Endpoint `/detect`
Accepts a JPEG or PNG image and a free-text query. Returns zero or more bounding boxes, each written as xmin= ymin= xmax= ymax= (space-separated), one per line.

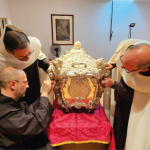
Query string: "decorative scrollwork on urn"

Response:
xmin=47 ymin=41 xmax=110 ymax=110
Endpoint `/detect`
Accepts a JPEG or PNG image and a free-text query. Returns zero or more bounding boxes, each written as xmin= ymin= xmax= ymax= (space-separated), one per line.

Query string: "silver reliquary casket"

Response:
xmin=47 ymin=41 xmax=110 ymax=110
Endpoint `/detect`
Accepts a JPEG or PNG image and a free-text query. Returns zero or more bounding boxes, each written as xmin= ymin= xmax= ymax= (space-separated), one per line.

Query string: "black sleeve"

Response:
xmin=38 ymin=58 xmax=49 ymax=72
xmin=114 ymin=79 xmax=134 ymax=102
xmin=111 ymin=63 xmax=117 ymax=68
xmin=0 ymin=97 xmax=54 ymax=135
xmin=28 ymin=96 xmax=54 ymax=117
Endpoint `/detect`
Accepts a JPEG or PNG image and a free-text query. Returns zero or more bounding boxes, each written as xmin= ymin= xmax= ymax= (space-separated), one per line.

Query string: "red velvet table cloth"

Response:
xmin=46 ymin=100 xmax=116 ymax=150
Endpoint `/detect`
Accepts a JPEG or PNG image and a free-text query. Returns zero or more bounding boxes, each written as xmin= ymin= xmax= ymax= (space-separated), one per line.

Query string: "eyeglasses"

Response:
xmin=120 ymin=55 xmax=139 ymax=73
xmin=14 ymin=80 xmax=29 ymax=85
xmin=12 ymin=49 xmax=34 ymax=61
xmin=19 ymin=49 xmax=34 ymax=61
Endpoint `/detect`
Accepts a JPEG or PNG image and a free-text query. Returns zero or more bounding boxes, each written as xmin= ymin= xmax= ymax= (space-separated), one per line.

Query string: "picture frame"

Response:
xmin=0 ymin=28 xmax=1 ymax=37
xmin=51 ymin=14 xmax=74 ymax=45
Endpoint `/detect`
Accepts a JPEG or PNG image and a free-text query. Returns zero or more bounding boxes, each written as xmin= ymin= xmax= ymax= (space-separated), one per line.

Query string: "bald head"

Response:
xmin=0 ymin=67 xmax=25 ymax=89
xmin=121 ymin=44 xmax=150 ymax=72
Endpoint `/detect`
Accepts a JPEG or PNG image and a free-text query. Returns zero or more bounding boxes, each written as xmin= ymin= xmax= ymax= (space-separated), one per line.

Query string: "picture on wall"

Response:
xmin=51 ymin=14 xmax=74 ymax=45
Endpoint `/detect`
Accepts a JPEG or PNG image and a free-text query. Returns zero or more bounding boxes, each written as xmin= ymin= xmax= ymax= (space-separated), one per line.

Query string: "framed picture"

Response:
xmin=51 ymin=14 xmax=74 ymax=45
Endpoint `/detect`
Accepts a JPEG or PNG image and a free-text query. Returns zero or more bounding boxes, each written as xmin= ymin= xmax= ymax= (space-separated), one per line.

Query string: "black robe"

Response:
xmin=20 ymin=58 xmax=49 ymax=105
xmin=0 ymin=94 xmax=54 ymax=150
xmin=113 ymin=78 xmax=133 ymax=150
xmin=113 ymin=69 xmax=150 ymax=150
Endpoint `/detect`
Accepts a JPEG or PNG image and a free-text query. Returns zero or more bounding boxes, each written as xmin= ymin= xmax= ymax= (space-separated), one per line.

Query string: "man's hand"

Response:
xmin=41 ymin=80 xmax=56 ymax=97
xmin=49 ymin=60 xmax=53 ymax=66
xmin=106 ymin=63 xmax=115 ymax=70
xmin=101 ymin=78 xmax=114 ymax=88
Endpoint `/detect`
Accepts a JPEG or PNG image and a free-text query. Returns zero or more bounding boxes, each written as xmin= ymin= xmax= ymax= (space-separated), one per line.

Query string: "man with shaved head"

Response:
xmin=0 ymin=67 xmax=29 ymax=100
xmin=0 ymin=67 xmax=56 ymax=150
xmin=121 ymin=44 xmax=150 ymax=73
xmin=101 ymin=39 xmax=150 ymax=150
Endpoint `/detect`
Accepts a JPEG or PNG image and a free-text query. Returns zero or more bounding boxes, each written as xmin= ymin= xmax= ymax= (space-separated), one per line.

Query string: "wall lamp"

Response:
xmin=128 ymin=23 xmax=136 ymax=38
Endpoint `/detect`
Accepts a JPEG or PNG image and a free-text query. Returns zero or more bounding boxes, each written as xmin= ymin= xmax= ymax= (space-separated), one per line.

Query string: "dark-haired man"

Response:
xmin=102 ymin=39 xmax=150 ymax=150
xmin=1 ymin=25 xmax=50 ymax=105
xmin=0 ymin=66 xmax=56 ymax=150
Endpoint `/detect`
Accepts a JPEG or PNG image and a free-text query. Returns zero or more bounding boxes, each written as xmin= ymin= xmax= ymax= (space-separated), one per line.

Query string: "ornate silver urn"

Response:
xmin=47 ymin=41 xmax=110 ymax=110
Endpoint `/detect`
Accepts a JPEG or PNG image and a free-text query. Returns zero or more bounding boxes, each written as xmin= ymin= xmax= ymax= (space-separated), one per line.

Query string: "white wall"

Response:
xmin=0 ymin=0 xmax=11 ymax=19
xmin=112 ymin=1 xmax=150 ymax=49
xmin=6 ymin=0 xmax=150 ymax=61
